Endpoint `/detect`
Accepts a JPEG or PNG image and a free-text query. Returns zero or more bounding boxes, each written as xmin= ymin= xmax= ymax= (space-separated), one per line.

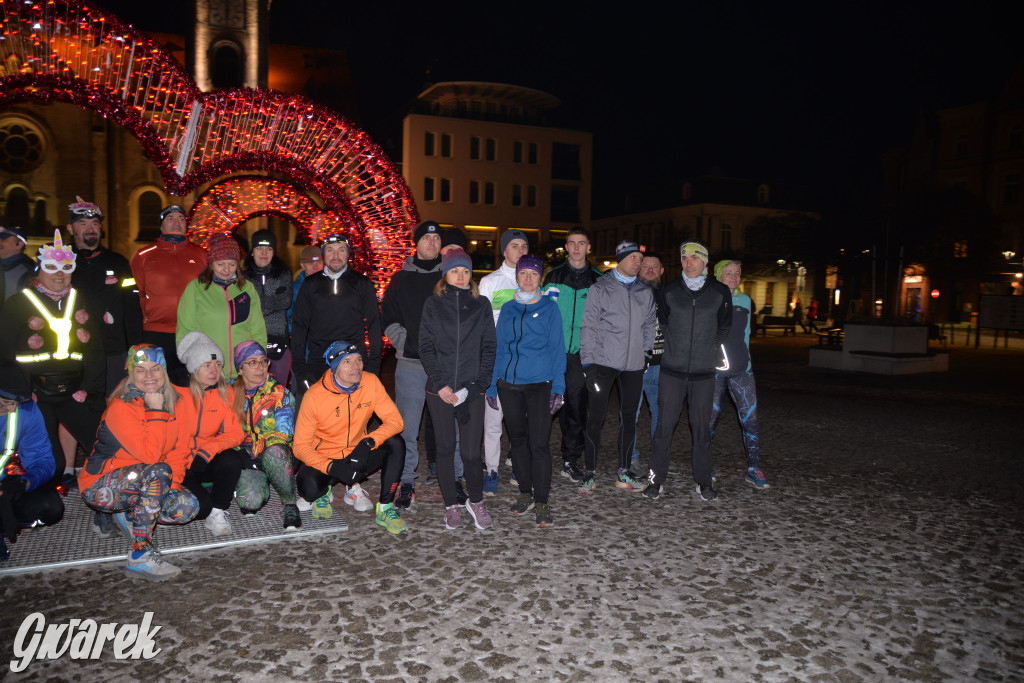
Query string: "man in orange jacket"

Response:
xmin=293 ymin=340 xmax=407 ymax=534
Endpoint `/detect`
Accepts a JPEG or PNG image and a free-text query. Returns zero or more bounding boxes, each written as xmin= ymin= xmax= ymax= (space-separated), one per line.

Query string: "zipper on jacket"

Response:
xmin=453 ymin=289 xmax=461 ymax=390
xmin=687 ymin=294 xmax=697 ymax=374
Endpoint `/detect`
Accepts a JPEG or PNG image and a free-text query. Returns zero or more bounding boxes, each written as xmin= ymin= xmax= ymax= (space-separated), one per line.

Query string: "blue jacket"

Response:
xmin=1 ymin=401 xmax=54 ymax=491
xmin=488 ymin=296 xmax=566 ymax=396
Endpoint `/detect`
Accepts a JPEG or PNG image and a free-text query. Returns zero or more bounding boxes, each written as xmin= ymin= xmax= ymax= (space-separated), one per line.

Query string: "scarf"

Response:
xmin=683 ymin=274 xmax=706 ymax=291
xmin=514 ymin=288 xmax=540 ymax=304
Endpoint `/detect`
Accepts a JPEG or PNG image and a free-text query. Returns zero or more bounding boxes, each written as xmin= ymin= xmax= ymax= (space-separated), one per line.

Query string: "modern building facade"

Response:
xmin=402 ymin=82 xmax=592 ymax=270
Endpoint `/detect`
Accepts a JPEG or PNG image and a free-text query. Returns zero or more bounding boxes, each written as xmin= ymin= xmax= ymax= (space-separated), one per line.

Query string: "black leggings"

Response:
xmin=426 ymin=393 xmax=484 ymax=506
xmin=498 ymin=380 xmax=553 ymax=504
xmin=582 ymin=365 xmax=644 ymax=471
xmin=296 ymin=435 xmax=405 ymax=505
xmin=182 ymin=448 xmax=246 ymax=519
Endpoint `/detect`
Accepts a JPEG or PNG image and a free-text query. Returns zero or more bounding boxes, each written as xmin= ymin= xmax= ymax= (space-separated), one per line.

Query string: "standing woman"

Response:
xmin=708 ymin=260 xmax=770 ymax=489
xmin=176 ymin=232 xmax=267 ymax=378
xmin=174 ymin=331 xmax=246 ymax=536
xmin=486 ymin=254 xmax=565 ymax=527
xmin=79 ymin=345 xmax=199 ymax=581
xmin=419 ymin=248 xmax=496 ymax=531
xmin=232 ymin=340 xmax=302 ymax=531
xmin=244 ymin=230 xmax=293 ymax=384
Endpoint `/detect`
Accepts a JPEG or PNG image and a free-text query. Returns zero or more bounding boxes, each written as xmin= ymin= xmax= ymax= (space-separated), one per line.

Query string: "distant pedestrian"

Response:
xmin=708 ymin=260 xmax=769 ymax=490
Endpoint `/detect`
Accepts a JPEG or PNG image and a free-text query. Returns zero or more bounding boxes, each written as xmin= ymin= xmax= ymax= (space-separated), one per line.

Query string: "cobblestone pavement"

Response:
xmin=2 ymin=336 xmax=1022 ymax=681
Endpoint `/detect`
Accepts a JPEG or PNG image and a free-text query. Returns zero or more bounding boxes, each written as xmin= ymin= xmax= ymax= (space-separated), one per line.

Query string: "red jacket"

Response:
xmin=130 ymin=237 xmax=207 ymax=333
xmin=79 ymin=395 xmax=180 ymax=491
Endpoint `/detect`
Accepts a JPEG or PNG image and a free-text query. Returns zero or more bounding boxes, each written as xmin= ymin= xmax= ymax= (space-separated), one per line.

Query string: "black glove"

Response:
xmin=0 ymin=476 xmax=27 ymax=542
xmin=326 ymin=439 xmax=374 ymax=484
xmin=486 ymin=396 xmax=499 ymax=411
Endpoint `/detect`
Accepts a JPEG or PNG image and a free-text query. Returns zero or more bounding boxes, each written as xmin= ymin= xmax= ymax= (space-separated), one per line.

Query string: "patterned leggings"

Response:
xmin=709 ymin=371 xmax=760 ymax=468
xmin=234 ymin=444 xmax=298 ymax=511
xmin=81 ymin=462 xmax=199 ymax=553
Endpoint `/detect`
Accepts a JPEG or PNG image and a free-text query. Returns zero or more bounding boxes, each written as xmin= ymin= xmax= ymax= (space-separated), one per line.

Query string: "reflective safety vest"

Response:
xmin=15 ymin=289 xmax=83 ymax=363
xmin=1 ymin=411 xmax=16 ymax=474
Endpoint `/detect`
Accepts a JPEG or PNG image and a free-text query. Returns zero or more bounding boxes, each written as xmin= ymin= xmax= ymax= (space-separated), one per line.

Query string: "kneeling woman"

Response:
xmin=419 ymin=248 xmax=496 ymax=530
xmin=232 ymin=340 xmax=301 ymax=531
xmin=79 ymin=345 xmax=199 ymax=581
xmin=487 ymin=254 xmax=565 ymax=527
xmin=174 ymin=332 xmax=246 ymax=536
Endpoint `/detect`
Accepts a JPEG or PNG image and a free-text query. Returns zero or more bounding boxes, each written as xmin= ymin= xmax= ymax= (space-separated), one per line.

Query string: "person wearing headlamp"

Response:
xmin=293 ymin=340 xmax=406 ymax=534
xmin=0 ymin=229 xmax=104 ymax=488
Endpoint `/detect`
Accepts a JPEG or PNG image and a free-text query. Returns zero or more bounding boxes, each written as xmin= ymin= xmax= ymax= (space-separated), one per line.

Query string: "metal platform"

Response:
xmin=0 ymin=490 xmax=348 ymax=576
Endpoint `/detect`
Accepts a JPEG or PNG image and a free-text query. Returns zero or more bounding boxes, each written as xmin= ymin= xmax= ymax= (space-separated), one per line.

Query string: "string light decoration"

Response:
xmin=0 ymin=0 xmax=418 ymax=296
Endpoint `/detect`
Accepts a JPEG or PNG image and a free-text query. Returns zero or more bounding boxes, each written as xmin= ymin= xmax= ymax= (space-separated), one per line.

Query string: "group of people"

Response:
xmin=0 ymin=199 xmax=770 ymax=582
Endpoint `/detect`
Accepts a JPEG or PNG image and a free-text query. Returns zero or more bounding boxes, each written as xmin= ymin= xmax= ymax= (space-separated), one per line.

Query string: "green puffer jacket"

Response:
xmin=176 ymin=278 xmax=267 ymax=378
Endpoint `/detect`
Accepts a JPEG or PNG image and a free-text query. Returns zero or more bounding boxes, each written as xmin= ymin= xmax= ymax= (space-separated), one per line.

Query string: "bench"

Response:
xmin=756 ymin=315 xmax=797 ymax=337
xmin=815 ymin=327 xmax=844 ymax=347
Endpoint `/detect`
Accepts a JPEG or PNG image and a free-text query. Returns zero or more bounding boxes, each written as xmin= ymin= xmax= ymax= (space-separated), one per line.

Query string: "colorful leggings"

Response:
xmin=234 ymin=444 xmax=298 ymax=511
xmin=81 ymin=462 xmax=199 ymax=553
xmin=709 ymin=371 xmax=760 ymax=468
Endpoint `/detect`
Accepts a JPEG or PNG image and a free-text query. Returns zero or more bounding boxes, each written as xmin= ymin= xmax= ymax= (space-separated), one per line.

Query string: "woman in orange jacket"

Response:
xmin=79 ymin=345 xmax=199 ymax=581
xmin=174 ymin=332 xmax=246 ymax=537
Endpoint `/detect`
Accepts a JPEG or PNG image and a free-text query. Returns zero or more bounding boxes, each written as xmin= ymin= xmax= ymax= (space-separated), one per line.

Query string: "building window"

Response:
xmin=513 ymin=141 xmax=523 ymax=163
xmin=470 ymin=136 xmax=481 ymax=160
xmin=512 ymin=184 xmax=522 ymax=207
xmin=721 ymin=224 xmax=732 ymax=251
xmin=485 ymin=138 xmax=496 ymax=161
xmin=1005 ymin=173 xmax=1021 ymax=205
xmin=1011 ymin=125 xmax=1024 ymax=151
xmin=551 ymin=186 xmax=579 ymax=222
xmin=469 ymin=181 xmax=480 ymax=204
xmin=484 ymin=182 xmax=495 ymax=205
xmin=440 ymin=133 xmax=452 ymax=158
xmin=0 ymin=117 xmax=46 ymax=174
xmin=527 ymin=185 xmax=537 ymax=207
xmin=423 ymin=177 xmax=435 ymax=201
xmin=552 ymin=143 xmax=581 ymax=180
xmin=528 ymin=142 xmax=538 ymax=164
xmin=955 ymin=135 xmax=968 ymax=159
xmin=953 ymin=240 xmax=968 ymax=258
xmin=210 ymin=41 xmax=243 ymax=89
xmin=135 ymin=190 xmax=164 ymax=241
xmin=424 ymin=132 xmax=435 ymax=157
xmin=440 ymin=178 xmax=451 ymax=203
xmin=757 ymin=184 xmax=770 ymax=203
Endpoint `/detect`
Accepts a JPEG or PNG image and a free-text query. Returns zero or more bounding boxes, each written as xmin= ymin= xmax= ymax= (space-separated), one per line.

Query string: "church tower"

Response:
xmin=189 ymin=0 xmax=270 ymax=91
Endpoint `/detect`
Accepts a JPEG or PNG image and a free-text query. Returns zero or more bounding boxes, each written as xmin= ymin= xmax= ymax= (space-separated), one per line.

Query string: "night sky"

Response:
xmin=96 ymin=0 xmax=1024 ymax=212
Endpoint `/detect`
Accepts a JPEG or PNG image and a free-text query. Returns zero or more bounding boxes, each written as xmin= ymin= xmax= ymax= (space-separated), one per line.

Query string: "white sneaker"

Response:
xmin=344 ymin=484 xmax=373 ymax=512
xmin=204 ymin=507 xmax=232 ymax=536
xmin=296 ymin=497 xmax=313 ymax=512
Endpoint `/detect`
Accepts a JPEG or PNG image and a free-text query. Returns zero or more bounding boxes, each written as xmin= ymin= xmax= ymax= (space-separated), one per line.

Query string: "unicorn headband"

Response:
xmin=38 ymin=229 xmax=76 ymax=274
xmin=68 ymin=195 xmax=102 ymax=220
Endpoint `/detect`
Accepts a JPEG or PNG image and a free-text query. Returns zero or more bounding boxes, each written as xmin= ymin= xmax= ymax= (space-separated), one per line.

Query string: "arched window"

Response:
xmin=211 ymin=41 xmax=243 ymax=90
xmin=3 ymin=186 xmax=31 ymax=231
xmin=136 ymin=190 xmax=165 ymax=242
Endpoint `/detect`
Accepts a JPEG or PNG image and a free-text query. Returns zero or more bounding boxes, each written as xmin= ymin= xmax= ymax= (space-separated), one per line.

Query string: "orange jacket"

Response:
xmin=79 ymin=396 xmax=181 ymax=491
xmin=171 ymin=386 xmax=244 ymax=475
xmin=293 ymin=369 xmax=403 ymax=474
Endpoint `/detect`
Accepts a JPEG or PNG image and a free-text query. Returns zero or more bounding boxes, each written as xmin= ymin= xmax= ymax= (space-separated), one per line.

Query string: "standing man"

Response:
xmin=130 ymin=204 xmax=207 ymax=385
xmin=477 ymin=229 xmax=529 ymax=496
xmin=0 ymin=230 xmax=104 ymax=486
xmin=542 ymin=227 xmax=602 ymax=483
xmin=578 ymin=240 xmax=656 ymax=494
xmin=0 ymin=226 xmax=33 ymax=308
xmin=630 ymin=253 xmax=666 ymax=472
xmin=288 ymin=245 xmax=323 ymax=336
xmin=66 ymin=197 xmax=143 ymax=393
xmin=381 ymin=220 xmax=443 ymax=509
xmin=646 ymin=240 xmax=732 ymax=501
xmin=292 ymin=234 xmax=382 ymax=395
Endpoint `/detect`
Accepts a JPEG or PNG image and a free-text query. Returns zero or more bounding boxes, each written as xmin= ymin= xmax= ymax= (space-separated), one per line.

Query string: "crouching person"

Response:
xmin=232 ymin=340 xmax=302 ymax=531
xmin=79 ymin=345 xmax=199 ymax=581
xmin=174 ymin=332 xmax=246 ymax=537
xmin=294 ymin=341 xmax=407 ymax=534
xmin=0 ymin=361 xmax=64 ymax=562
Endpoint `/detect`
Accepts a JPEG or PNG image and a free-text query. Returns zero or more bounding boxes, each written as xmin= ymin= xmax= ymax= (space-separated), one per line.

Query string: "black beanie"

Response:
xmin=251 ymin=229 xmax=276 ymax=251
xmin=413 ymin=221 xmax=441 ymax=245
xmin=0 ymin=360 xmax=31 ymax=402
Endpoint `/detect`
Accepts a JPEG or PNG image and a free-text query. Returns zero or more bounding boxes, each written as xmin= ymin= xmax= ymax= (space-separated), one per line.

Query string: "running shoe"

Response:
xmin=510 ymin=492 xmax=535 ymax=515
xmin=615 ymin=468 xmax=646 ymax=492
xmin=395 ymin=483 xmax=415 ymax=510
xmin=560 ymin=461 xmax=585 ymax=483
xmin=125 ymin=549 xmax=181 ymax=581
xmin=578 ymin=471 xmax=597 ymax=494
xmin=376 ymin=502 xmax=407 ymax=535
xmin=444 ymin=505 xmax=464 ymax=530
xmin=282 ymin=504 xmax=302 ymax=531
xmin=482 ymin=470 xmax=499 ymax=497
xmin=204 ymin=507 xmax=232 ymax=536
xmin=535 ymin=502 xmax=553 ymax=528
xmin=745 ymin=467 xmax=770 ymax=490
xmin=696 ymin=483 xmax=718 ymax=501
xmin=312 ymin=492 xmax=333 ymax=519
xmin=344 ymin=484 xmax=374 ymax=512
xmin=465 ymin=499 xmax=493 ymax=530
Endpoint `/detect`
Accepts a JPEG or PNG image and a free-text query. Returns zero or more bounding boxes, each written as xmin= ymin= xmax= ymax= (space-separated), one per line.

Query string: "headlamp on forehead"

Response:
xmin=325 ymin=343 xmax=359 ymax=367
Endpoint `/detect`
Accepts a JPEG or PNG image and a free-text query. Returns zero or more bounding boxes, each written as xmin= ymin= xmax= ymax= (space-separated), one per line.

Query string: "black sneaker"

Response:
xmin=91 ymin=511 xmax=116 ymax=538
xmin=696 ymin=483 xmax=717 ymax=501
xmin=282 ymin=504 xmax=302 ymax=531
xmin=395 ymin=483 xmax=415 ymax=510
xmin=560 ymin=461 xmax=584 ymax=483
xmin=642 ymin=482 xmax=663 ymax=500
xmin=535 ymin=503 xmax=553 ymax=527
xmin=454 ymin=479 xmax=469 ymax=506
xmin=510 ymin=492 xmax=535 ymax=515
